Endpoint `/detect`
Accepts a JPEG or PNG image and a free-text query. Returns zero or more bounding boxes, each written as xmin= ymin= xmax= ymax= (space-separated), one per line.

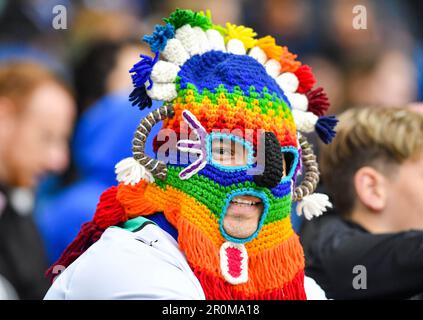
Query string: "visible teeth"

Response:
xmin=231 ymin=199 xmax=260 ymax=205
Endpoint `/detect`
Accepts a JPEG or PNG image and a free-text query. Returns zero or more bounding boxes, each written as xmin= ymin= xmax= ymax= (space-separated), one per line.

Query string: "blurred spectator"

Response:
xmin=0 ymin=61 xmax=75 ymax=299
xmin=301 ymin=107 xmax=423 ymax=299
xmin=0 ymin=274 xmax=17 ymax=299
xmin=73 ymin=40 xmax=144 ymax=115
xmin=68 ymin=1 xmax=150 ymax=62
xmin=35 ymin=40 xmax=161 ymax=263
xmin=244 ymin=0 xmax=418 ymax=114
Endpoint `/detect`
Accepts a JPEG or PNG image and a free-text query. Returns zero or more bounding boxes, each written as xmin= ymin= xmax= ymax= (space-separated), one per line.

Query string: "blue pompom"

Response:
xmin=143 ymin=23 xmax=175 ymax=52
xmin=315 ymin=116 xmax=338 ymax=144
xmin=128 ymin=52 xmax=159 ymax=110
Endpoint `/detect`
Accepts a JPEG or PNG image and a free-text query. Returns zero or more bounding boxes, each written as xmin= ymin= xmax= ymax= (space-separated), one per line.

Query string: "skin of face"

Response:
xmin=352 ymin=151 xmax=423 ymax=233
xmin=0 ymin=82 xmax=75 ymax=188
xmin=211 ymin=138 xmax=266 ymax=239
xmin=384 ymin=152 xmax=423 ymax=231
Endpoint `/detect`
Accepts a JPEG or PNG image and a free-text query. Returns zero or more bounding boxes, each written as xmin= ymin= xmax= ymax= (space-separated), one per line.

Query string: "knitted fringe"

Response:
xmin=116 ymin=181 xmax=161 ymax=218
xmin=194 ymin=268 xmax=306 ymax=300
xmin=45 ymin=221 xmax=104 ymax=282
xmin=177 ymin=217 xmax=305 ymax=299
xmin=306 ymin=87 xmax=330 ymax=116
xmin=45 ymin=186 xmax=127 ymax=282
xmin=315 ymin=115 xmax=338 ymax=144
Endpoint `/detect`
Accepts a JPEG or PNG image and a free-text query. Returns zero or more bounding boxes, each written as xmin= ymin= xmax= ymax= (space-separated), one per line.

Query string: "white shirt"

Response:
xmin=45 ymin=222 xmax=325 ymax=300
xmin=0 ymin=274 xmax=18 ymax=300
xmin=45 ymin=222 xmax=205 ymax=300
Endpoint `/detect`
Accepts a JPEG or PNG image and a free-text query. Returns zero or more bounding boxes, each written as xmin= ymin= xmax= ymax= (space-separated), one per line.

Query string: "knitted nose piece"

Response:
xmin=253 ymin=132 xmax=283 ymax=189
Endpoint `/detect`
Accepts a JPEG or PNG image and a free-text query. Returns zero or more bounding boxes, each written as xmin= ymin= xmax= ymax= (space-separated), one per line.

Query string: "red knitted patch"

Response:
xmin=225 ymin=247 xmax=243 ymax=278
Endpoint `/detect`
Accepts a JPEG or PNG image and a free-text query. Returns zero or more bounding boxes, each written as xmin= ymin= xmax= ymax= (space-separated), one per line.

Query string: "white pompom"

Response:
xmin=226 ymin=38 xmax=246 ymax=55
xmin=147 ymin=83 xmax=178 ymax=101
xmin=248 ymin=46 xmax=267 ymax=65
xmin=296 ymin=193 xmax=332 ymax=220
xmin=264 ymin=59 xmax=281 ymax=78
xmin=192 ymin=26 xmax=210 ymax=54
xmin=276 ymin=72 xmax=299 ymax=93
xmin=162 ymin=38 xmax=190 ymax=66
xmin=286 ymin=92 xmax=308 ymax=111
xmin=115 ymin=157 xmax=154 ymax=185
xmin=175 ymin=24 xmax=202 ymax=56
xmin=151 ymin=61 xmax=180 ymax=83
xmin=292 ymin=109 xmax=318 ymax=133
xmin=206 ymin=29 xmax=226 ymax=52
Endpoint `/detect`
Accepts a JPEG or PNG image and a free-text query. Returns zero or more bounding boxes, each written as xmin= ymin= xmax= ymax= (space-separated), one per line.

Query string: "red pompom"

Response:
xmin=93 ymin=186 xmax=127 ymax=229
xmin=294 ymin=65 xmax=316 ymax=94
xmin=306 ymin=87 xmax=330 ymax=116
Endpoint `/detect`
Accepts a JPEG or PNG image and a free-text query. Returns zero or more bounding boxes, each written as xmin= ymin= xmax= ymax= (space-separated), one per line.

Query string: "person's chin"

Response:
xmin=223 ymin=204 xmax=264 ymax=239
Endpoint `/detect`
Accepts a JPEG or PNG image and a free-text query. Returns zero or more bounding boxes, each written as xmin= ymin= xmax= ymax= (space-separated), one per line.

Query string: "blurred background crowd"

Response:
xmin=0 ymin=0 xmax=422 ymax=300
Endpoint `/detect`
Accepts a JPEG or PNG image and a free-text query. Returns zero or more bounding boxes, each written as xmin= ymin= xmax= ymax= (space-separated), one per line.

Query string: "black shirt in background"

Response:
xmin=300 ymin=213 xmax=423 ymax=299
xmin=0 ymin=185 xmax=49 ymax=299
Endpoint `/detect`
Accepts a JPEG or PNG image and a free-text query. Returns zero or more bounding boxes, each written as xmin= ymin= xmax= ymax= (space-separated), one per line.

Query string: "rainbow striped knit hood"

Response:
xmin=48 ymin=9 xmax=337 ymax=300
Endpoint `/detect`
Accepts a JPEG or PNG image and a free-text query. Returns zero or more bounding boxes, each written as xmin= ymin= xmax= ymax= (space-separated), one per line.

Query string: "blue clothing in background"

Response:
xmin=36 ymin=92 xmax=162 ymax=263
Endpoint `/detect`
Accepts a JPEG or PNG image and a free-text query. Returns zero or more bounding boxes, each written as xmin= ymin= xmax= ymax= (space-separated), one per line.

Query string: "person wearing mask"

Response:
xmin=44 ymin=9 xmax=337 ymax=300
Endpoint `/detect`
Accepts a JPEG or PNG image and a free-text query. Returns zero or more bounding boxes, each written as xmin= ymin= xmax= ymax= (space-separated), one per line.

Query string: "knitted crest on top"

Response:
xmin=128 ymin=8 xmax=336 ymax=144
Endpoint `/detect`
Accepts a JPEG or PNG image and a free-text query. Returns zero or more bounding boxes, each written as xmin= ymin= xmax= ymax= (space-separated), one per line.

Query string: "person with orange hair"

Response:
xmin=0 ymin=61 xmax=75 ymax=299
xmin=45 ymin=9 xmax=336 ymax=300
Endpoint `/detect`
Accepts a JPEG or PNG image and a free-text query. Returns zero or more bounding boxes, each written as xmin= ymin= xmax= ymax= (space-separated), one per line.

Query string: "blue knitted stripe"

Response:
xmin=177 ymin=50 xmax=289 ymax=104
xmin=168 ymin=163 xmax=292 ymax=198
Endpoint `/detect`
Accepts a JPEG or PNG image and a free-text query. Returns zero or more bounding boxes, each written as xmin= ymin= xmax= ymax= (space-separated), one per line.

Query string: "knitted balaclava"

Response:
xmin=48 ymin=9 xmax=337 ymax=300
xmin=114 ymin=9 xmax=337 ymax=299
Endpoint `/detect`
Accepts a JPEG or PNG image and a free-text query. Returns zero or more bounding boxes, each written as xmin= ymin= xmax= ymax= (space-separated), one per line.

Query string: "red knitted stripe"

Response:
xmin=152 ymin=120 xmax=297 ymax=154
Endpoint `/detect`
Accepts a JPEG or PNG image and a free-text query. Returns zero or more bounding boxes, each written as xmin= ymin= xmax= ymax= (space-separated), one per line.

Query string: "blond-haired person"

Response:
xmin=301 ymin=107 xmax=423 ymax=299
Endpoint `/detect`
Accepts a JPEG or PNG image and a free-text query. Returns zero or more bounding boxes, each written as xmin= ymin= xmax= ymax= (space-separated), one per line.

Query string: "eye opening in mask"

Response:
xmin=280 ymin=146 xmax=300 ymax=183
xmin=206 ymin=133 xmax=255 ymax=171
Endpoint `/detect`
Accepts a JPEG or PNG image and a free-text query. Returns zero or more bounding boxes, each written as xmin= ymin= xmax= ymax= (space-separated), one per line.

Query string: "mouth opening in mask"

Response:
xmin=220 ymin=190 xmax=269 ymax=244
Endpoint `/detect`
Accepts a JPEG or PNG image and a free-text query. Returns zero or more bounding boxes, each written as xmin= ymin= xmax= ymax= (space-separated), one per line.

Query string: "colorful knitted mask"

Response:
xmin=48 ymin=9 xmax=337 ymax=300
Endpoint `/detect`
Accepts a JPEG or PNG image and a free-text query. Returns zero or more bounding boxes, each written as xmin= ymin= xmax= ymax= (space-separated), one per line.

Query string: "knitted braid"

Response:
xmin=253 ymin=132 xmax=284 ymax=188
xmin=132 ymin=104 xmax=175 ymax=180
xmin=293 ymin=134 xmax=319 ymax=201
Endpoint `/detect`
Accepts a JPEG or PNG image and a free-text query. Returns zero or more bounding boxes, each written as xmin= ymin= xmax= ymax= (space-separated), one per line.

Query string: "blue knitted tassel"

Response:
xmin=315 ymin=116 xmax=338 ymax=144
xmin=129 ymin=86 xmax=152 ymax=110
xmin=143 ymin=23 xmax=175 ymax=52
xmin=130 ymin=52 xmax=159 ymax=89
xmin=128 ymin=52 xmax=159 ymax=110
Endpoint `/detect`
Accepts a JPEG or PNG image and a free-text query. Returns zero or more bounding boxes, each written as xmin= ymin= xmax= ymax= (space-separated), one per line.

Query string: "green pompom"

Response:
xmin=164 ymin=8 xmax=212 ymax=30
